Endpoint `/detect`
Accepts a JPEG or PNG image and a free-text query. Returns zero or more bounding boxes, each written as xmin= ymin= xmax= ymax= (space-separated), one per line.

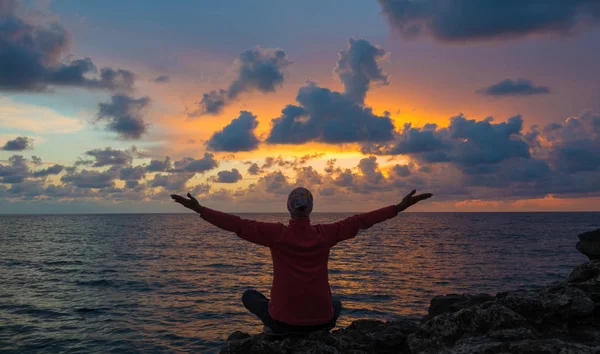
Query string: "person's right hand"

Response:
xmin=170 ymin=193 xmax=203 ymax=213
xmin=396 ymin=190 xmax=433 ymax=212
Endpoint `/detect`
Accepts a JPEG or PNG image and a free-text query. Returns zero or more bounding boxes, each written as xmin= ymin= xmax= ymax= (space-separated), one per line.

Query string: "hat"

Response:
xmin=287 ymin=187 xmax=313 ymax=216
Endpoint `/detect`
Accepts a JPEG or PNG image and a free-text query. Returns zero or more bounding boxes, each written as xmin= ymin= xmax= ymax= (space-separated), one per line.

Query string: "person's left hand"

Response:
xmin=396 ymin=190 xmax=433 ymax=212
xmin=170 ymin=193 xmax=203 ymax=213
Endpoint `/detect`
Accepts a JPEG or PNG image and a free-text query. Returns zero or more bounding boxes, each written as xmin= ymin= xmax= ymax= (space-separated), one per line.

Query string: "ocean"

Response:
xmin=1 ymin=212 xmax=598 ymax=353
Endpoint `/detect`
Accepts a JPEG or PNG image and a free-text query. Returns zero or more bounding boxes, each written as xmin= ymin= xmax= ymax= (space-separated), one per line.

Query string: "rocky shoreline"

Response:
xmin=221 ymin=229 xmax=600 ymax=354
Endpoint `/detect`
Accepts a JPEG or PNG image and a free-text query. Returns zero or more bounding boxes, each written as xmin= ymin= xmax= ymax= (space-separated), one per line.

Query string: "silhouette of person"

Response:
xmin=171 ymin=187 xmax=432 ymax=335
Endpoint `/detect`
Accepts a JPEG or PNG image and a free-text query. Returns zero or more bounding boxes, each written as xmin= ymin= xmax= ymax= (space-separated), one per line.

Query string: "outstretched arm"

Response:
xmin=170 ymin=193 xmax=284 ymax=247
xmin=320 ymin=189 xmax=432 ymax=246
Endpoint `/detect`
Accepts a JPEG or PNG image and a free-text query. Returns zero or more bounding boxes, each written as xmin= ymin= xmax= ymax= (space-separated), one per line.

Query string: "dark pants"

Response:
xmin=242 ymin=289 xmax=342 ymax=334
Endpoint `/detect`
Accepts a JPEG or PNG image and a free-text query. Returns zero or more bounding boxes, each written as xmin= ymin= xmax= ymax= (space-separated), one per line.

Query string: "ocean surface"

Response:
xmin=1 ymin=212 xmax=599 ymax=353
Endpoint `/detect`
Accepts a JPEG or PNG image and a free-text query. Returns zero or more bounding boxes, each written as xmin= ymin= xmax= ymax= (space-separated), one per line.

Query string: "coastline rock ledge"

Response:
xmin=221 ymin=230 xmax=600 ymax=354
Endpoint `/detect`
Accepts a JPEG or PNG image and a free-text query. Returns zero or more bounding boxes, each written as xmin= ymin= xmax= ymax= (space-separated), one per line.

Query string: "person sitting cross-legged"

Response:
xmin=171 ymin=187 xmax=432 ymax=335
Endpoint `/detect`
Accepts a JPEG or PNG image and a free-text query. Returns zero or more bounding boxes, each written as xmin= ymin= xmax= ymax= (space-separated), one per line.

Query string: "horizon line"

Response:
xmin=2 ymin=211 xmax=600 ymax=216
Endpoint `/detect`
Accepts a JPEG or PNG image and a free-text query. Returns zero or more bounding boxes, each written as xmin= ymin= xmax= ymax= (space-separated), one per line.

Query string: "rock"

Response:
xmin=579 ymin=229 xmax=600 ymax=242
xmin=568 ymin=260 xmax=600 ymax=302
xmin=568 ymin=262 xmax=600 ymax=283
xmin=424 ymin=293 xmax=493 ymax=322
xmin=576 ymin=229 xmax=600 ymax=260
xmin=220 ymin=319 xmax=417 ymax=354
xmin=226 ymin=331 xmax=251 ymax=342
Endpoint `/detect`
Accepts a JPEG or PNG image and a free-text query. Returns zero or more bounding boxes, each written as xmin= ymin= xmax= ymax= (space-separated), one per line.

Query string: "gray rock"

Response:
xmin=220 ymin=319 xmax=416 ymax=354
xmin=568 ymin=262 xmax=600 ymax=283
xmin=424 ymin=293 xmax=493 ymax=322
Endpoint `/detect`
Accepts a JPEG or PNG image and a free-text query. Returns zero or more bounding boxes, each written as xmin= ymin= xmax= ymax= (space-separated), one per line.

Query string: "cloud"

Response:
xmin=152 ymin=75 xmax=170 ymax=83
xmin=0 ymin=154 xmax=28 ymax=183
xmin=377 ymin=0 xmax=600 ymax=42
xmin=393 ymin=164 xmax=411 ymax=177
xmin=60 ymin=169 xmax=116 ymax=189
xmin=4 ymin=112 xmax=600 ymax=207
xmin=209 ymin=168 xmax=243 ymax=183
xmin=267 ymin=83 xmax=395 ymax=144
xmin=206 ymin=111 xmax=260 ymax=152
xmin=191 ymin=47 xmax=290 ymax=115
xmin=247 ymin=163 xmax=262 ymax=175
xmin=477 ymin=79 xmax=551 ymax=97
xmin=334 ymin=38 xmax=389 ymax=104
xmin=190 ymin=182 xmax=211 ymax=196
xmin=1 ymin=136 xmax=33 ymax=151
xmin=125 ymin=180 xmax=139 ymax=189
xmin=364 ymin=114 xmax=530 ymax=173
xmin=0 ymin=1 xmax=135 ymax=92
xmin=146 ymin=157 xmax=172 ymax=172
xmin=358 ymin=156 xmax=385 ymax=184
xmin=148 ymin=173 xmax=195 ymax=191
xmin=32 ymin=164 xmax=64 ymax=177
xmin=119 ymin=166 xmax=146 ymax=180
xmin=96 ymin=95 xmax=151 ymax=139
xmin=262 ymin=156 xmax=294 ymax=169
xmin=172 ymin=153 xmax=219 ymax=173
xmin=84 ymin=147 xmax=137 ymax=167
xmin=256 ymin=171 xmax=291 ymax=195
xmin=538 ymin=112 xmax=600 ymax=173
xmin=294 ymin=166 xmax=323 ymax=186
xmin=265 ymin=38 xmax=395 ymax=145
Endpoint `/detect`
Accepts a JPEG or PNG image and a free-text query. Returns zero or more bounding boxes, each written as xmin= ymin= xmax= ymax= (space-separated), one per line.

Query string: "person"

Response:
xmin=170 ymin=187 xmax=432 ymax=335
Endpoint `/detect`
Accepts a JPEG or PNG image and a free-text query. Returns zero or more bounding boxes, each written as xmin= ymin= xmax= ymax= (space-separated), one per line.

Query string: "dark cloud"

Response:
xmin=125 ymin=180 xmax=139 ymax=189
xmin=294 ymin=166 xmax=323 ymax=186
xmin=538 ymin=113 xmax=600 ymax=173
xmin=393 ymin=164 xmax=411 ymax=177
xmin=377 ymin=0 xmax=600 ymax=42
xmin=0 ymin=2 xmax=135 ymax=92
xmin=96 ymin=95 xmax=151 ymax=139
xmin=257 ymin=171 xmax=291 ymax=195
xmin=119 ymin=166 xmax=146 ymax=180
xmin=333 ymin=169 xmax=354 ymax=188
xmin=1 ymin=136 xmax=33 ymax=151
xmin=358 ymin=156 xmax=385 ymax=184
xmin=261 ymin=156 xmax=294 ymax=169
xmin=190 ymin=182 xmax=211 ymax=195
xmin=49 ymin=59 xmax=136 ymax=91
xmin=297 ymin=153 xmax=325 ymax=166
xmin=191 ymin=48 xmax=290 ymax=115
xmin=84 ymin=147 xmax=135 ymax=167
xmin=172 ymin=153 xmax=219 ymax=173
xmin=0 ymin=154 xmax=28 ymax=183
xmin=477 ymin=78 xmax=550 ymax=97
xmin=152 ymin=75 xmax=170 ymax=83
xmin=206 ymin=111 xmax=260 ymax=152
xmin=209 ymin=168 xmax=243 ymax=183
xmin=335 ymin=38 xmax=388 ymax=104
xmin=318 ymin=187 xmax=335 ymax=196
xmin=7 ymin=179 xmax=45 ymax=197
xmin=146 ymin=157 xmax=172 ymax=172
xmin=61 ymin=169 xmax=116 ymax=189
xmin=365 ymin=114 xmax=530 ymax=173
xmin=267 ymin=83 xmax=395 ymax=144
xmin=247 ymin=163 xmax=262 ymax=175
xmin=148 ymin=173 xmax=195 ymax=191
xmin=33 ymin=164 xmax=64 ymax=178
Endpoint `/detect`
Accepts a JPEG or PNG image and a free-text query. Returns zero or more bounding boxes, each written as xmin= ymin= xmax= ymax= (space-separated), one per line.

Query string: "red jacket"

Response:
xmin=200 ymin=205 xmax=398 ymax=325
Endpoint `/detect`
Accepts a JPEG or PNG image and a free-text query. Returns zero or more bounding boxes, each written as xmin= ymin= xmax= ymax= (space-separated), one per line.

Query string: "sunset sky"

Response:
xmin=1 ymin=0 xmax=600 ymax=213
